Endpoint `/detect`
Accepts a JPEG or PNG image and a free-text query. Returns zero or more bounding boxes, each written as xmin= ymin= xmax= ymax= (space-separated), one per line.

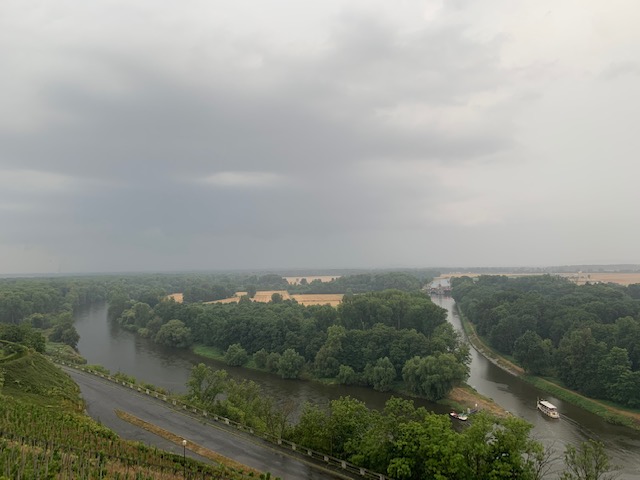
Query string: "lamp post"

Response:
xmin=182 ymin=439 xmax=187 ymax=478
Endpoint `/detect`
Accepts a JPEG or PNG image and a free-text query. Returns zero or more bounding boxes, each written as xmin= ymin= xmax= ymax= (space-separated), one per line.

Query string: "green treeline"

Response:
xmin=180 ymin=271 xmax=435 ymax=302
xmin=452 ymin=275 xmax=640 ymax=408
xmin=186 ymin=366 xmax=551 ymax=480
xmin=0 ymin=271 xmax=433 ymax=316
xmin=0 ymin=277 xmax=108 ymax=323
xmin=0 ymin=272 xmax=465 ymax=400
xmin=119 ymin=289 xmax=470 ymax=400
xmin=0 ymin=271 xmax=433 ymax=349
xmin=293 ymin=397 xmax=544 ymax=479
xmin=287 ymin=271 xmax=434 ymax=294
xmin=185 ymin=363 xmax=617 ymax=480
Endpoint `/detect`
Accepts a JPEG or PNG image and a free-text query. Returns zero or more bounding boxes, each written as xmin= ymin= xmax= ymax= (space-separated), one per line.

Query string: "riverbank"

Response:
xmin=192 ymin=344 xmax=509 ymax=417
xmin=457 ymin=306 xmax=640 ymax=430
xmin=445 ymin=385 xmax=509 ymax=417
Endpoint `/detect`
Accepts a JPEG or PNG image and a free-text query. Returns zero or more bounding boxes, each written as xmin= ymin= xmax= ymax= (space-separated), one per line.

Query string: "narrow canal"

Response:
xmin=431 ymin=295 xmax=640 ymax=479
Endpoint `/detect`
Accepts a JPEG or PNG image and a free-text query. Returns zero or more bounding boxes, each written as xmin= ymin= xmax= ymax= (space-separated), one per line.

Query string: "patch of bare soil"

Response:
xmin=448 ymin=386 xmax=510 ymax=418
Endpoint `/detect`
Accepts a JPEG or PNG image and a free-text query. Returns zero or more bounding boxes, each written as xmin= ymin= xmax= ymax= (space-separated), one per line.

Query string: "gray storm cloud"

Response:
xmin=1 ymin=0 xmax=639 ymax=273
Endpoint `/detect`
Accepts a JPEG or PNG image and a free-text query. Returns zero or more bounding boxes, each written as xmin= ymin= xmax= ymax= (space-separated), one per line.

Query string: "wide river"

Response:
xmin=74 ymin=298 xmax=640 ymax=478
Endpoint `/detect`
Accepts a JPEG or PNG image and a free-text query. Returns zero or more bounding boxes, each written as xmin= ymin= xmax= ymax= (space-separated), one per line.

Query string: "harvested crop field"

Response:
xmin=291 ymin=294 xmax=344 ymax=306
xmin=208 ymin=291 xmax=344 ymax=307
xmin=252 ymin=290 xmax=291 ymax=302
xmin=210 ymin=297 xmax=242 ymax=304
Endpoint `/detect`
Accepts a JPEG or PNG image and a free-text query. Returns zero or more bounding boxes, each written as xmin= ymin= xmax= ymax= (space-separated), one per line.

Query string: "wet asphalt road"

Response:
xmin=63 ymin=367 xmax=344 ymax=480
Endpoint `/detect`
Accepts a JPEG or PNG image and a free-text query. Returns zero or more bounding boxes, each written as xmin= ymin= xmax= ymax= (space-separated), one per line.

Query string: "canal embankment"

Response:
xmin=456 ymin=305 xmax=640 ymax=430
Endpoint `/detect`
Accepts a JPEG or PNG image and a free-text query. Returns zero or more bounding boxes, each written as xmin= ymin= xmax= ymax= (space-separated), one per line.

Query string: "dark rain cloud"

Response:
xmin=0 ymin=5 xmax=527 ymax=271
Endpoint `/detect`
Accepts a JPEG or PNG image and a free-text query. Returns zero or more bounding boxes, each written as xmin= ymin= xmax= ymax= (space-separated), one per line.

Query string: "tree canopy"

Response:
xmin=453 ymin=275 xmax=640 ymax=407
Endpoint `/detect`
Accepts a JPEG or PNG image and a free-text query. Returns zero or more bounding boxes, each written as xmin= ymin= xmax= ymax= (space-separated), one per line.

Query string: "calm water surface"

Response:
xmin=73 ymin=303 xmax=448 ymax=415
xmin=74 ymin=300 xmax=640 ymax=478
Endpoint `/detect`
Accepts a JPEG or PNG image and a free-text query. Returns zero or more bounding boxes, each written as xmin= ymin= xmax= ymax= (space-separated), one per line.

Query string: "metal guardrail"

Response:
xmin=56 ymin=360 xmax=391 ymax=480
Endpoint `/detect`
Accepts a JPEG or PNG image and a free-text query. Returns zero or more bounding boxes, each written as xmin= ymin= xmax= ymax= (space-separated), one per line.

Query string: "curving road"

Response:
xmin=63 ymin=367 xmax=345 ymax=480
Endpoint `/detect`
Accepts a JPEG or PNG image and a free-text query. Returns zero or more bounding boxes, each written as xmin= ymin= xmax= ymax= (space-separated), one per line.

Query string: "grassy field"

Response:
xmin=192 ymin=344 xmax=226 ymax=361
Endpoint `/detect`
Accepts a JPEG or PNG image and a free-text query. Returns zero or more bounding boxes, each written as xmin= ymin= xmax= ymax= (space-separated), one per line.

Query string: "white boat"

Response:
xmin=537 ymin=399 xmax=560 ymax=419
xmin=449 ymin=411 xmax=468 ymax=421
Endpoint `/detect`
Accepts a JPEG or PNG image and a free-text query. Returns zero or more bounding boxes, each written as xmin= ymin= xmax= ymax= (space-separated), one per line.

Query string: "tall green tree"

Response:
xmin=49 ymin=322 xmax=80 ymax=350
xmin=224 ymin=343 xmax=248 ymax=366
xmin=186 ymin=364 xmax=228 ymax=407
xmin=402 ymin=353 xmax=468 ymax=401
xmin=561 ymin=439 xmax=619 ymax=480
xmin=364 ymin=357 xmax=396 ymax=392
xmin=277 ymin=348 xmax=305 ymax=379
xmin=513 ymin=330 xmax=553 ymax=375
xmin=154 ymin=319 xmax=191 ymax=348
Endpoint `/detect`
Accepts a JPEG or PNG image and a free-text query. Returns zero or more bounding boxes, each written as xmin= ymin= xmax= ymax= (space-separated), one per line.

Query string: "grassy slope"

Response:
xmin=0 ymin=348 xmax=257 ymax=479
xmin=1 ymin=348 xmax=84 ymax=409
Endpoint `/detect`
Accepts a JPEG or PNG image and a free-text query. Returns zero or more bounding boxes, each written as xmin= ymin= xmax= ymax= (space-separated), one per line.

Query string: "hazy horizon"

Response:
xmin=4 ymin=264 xmax=640 ymax=280
xmin=2 ymin=1 xmax=640 ymax=274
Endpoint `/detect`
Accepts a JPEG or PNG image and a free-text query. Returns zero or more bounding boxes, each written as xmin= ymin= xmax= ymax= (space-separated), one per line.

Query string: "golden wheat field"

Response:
xmin=252 ymin=290 xmax=292 ymax=302
xmin=209 ymin=291 xmax=344 ymax=306
xmin=166 ymin=293 xmax=184 ymax=303
xmin=291 ymin=294 xmax=344 ymax=306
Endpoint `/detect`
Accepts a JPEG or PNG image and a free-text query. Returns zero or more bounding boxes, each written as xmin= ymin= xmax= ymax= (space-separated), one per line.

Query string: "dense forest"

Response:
xmin=117 ymin=289 xmax=469 ymax=400
xmin=452 ymin=275 xmax=640 ymax=407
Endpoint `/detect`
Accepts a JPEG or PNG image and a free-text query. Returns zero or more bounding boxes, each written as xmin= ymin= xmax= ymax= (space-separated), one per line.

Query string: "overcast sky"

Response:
xmin=1 ymin=0 xmax=639 ymax=274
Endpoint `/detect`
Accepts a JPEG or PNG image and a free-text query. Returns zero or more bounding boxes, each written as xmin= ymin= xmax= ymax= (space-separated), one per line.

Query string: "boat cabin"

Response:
xmin=537 ymin=399 xmax=560 ymax=419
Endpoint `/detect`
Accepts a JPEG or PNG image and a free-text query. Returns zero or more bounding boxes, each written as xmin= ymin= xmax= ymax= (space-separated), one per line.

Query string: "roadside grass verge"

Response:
xmin=115 ymin=409 xmax=264 ymax=478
